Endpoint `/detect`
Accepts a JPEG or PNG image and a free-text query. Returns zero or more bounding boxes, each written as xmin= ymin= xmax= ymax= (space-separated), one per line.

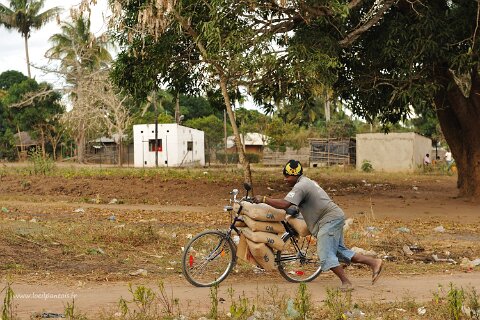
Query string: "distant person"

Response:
xmin=254 ymin=160 xmax=383 ymax=291
xmin=444 ymin=150 xmax=453 ymax=165
xmin=423 ymin=153 xmax=431 ymax=166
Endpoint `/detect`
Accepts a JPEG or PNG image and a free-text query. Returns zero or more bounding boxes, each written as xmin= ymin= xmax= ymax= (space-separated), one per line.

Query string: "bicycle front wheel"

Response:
xmin=182 ymin=230 xmax=236 ymax=287
xmin=277 ymin=234 xmax=322 ymax=283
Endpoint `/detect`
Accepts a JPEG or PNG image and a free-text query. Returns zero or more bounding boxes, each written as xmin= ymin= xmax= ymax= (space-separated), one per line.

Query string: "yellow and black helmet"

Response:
xmin=283 ymin=160 xmax=303 ymax=176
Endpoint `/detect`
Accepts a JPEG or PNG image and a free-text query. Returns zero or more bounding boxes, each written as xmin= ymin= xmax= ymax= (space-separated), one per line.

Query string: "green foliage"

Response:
xmin=324 ymin=288 xmax=352 ymax=320
xmin=165 ymin=94 xmax=223 ymax=121
xmin=2 ymin=77 xmax=63 ymax=132
xmin=294 ymin=283 xmax=311 ymax=320
xmin=228 ymin=287 xmax=255 ymax=319
xmin=216 ymin=152 xmax=239 ymax=164
xmin=447 ymin=283 xmax=465 ymax=320
xmin=128 ymin=284 xmax=156 ymax=315
xmin=245 ymin=153 xmax=260 ymax=163
xmin=157 ymin=280 xmax=180 ymax=318
xmin=465 ymin=287 xmax=480 ymax=320
xmin=0 ymin=70 xmax=27 ymax=90
xmin=1 ymin=281 xmax=15 ymax=320
xmin=209 ymin=283 xmax=219 ymax=319
xmin=235 ymin=107 xmax=269 ymax=134
xmin=64 ymin=299 xmax=87 ymax=320
xmin=361 ymin=160 xmax=373 ymax=173
xmin=184 ymin=114 xmax=226 ymax=151
xmin=96 ymin=282 xmax=183 ymax=319
xmin=46 ymin=14 xmax=112 ymax=74
xmin=28 ymin=149 xmax=55 ymax=175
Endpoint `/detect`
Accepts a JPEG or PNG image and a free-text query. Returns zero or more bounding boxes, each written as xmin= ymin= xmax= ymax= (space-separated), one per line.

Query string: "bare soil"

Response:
xmin=0 ymin=165 xmax=479 ymax=318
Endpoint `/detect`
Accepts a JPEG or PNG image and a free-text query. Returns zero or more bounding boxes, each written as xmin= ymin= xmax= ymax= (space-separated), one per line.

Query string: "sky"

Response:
xmin=0 ymin=0 xmax=110 ymax=88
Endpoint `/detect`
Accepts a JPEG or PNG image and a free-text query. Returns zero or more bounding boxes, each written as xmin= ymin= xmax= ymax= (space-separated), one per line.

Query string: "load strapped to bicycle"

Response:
xmin=181 ymin=183 xmax=322 ymax=287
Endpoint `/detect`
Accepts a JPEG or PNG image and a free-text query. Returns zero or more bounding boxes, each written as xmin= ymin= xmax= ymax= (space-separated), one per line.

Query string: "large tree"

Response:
xmin=334 ymin=0 xmax=480 ymax=198
xmin=0 ymin=0 xmax=61 ymax=78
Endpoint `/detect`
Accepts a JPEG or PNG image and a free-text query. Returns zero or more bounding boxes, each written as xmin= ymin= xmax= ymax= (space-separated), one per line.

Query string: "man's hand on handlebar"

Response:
xmin=253 ymin=195 xmax=264 ymax=204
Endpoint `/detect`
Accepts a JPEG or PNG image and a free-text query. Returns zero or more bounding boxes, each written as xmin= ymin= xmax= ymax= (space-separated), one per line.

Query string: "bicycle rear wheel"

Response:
xmin=182 ymin=230 xmax=236 ymax=287
xmin=277 ymin=234 xmax=322 ymax=282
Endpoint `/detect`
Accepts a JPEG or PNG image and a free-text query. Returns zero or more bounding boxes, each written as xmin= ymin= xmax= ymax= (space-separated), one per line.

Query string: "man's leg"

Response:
xmin=330 ymin=265 xmax=352 ymax=286
xmin=317 ymin=220 xmax=353 ymax=289
xmin=351 ymin=253 xmax=383 ymax=283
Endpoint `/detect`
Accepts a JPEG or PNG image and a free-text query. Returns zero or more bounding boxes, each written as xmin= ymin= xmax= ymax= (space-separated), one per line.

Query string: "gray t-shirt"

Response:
xmin=284 ymin=176 xmax=344 ymax=235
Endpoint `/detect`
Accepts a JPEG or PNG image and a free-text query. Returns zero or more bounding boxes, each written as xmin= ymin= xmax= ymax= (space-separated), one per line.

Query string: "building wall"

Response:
xmin=414 ymin=134 xmax=433 ymax=167
xmin=356 ymin=132 xmax=431 ymax=172
xmin=133 ymin=124 xmax=205 ymax=167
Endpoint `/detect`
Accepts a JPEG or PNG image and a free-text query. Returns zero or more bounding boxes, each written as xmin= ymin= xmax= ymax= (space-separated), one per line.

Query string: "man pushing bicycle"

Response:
xmin=253 ymin=160 xmax=383 ymax=291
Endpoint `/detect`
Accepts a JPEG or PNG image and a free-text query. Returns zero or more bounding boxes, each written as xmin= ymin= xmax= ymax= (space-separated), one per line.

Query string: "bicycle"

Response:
xmin=181 ymin=183 xmax=322 ymax=287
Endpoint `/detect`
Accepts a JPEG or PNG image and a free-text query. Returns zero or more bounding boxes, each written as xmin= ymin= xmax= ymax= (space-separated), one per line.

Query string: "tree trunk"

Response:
xmin=175 ymin=92 xmax=181 ymax=124
xmin=76 ymin=125 xmax=86 ymax=163
xmin=218 ymin=76 xmax=253 ymax=188
xmin=24 ymin=35 xmax=31 ymax=78
xmin=118 ymin=135 xmax=123 ymax=167
xmin=434 ymin=67 xmax=480 ymax=199
xmin=52 ymin=141 xmax=57 ymax=160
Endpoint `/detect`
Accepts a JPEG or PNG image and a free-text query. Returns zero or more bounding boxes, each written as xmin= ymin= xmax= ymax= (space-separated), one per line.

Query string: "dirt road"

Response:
xmin=5 ymin=272 xmax=480 ymax=318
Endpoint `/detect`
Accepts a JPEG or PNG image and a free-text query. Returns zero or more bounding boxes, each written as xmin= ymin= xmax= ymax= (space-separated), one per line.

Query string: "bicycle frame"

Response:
xmin=224 ymin=193 xmax=312 ymax=266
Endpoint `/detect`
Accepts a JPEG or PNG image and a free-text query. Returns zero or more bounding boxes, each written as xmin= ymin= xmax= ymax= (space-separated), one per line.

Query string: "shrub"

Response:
xmin=361 ymin=160 xmax=373 ymax=173
xmin=28 ymin=148 xmax=55 ymax=175
xmin=245 ymin=152 xmax=260 ymax=163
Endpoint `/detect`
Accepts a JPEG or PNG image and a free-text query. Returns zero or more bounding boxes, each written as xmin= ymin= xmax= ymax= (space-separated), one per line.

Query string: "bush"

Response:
xmin=361 ymin=160 xmax=373 ymax=173
xmin=216 ymin=152 xmax=239 ymax=164
xmin=28 ymin=148 xmax=55 ymax=175
xmin=245 ymin=152 xmax=260 ymax=163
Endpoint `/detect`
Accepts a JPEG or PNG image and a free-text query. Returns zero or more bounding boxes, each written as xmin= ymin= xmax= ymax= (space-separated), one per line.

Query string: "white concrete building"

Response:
xmin=133 ymin=124 xmax=205 ymax=167
xmin=356 ymin=132 xmax=432 ymax=172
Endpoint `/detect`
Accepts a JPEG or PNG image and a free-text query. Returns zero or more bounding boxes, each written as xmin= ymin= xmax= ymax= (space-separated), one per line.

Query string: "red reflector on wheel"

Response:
xmin=189 ymin=255 xmax=194 ymax=267
xmin=295 ymin=271 xmax=304 ymax=275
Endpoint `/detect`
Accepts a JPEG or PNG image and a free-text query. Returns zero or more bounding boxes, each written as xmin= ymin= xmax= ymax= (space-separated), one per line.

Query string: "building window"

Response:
xmin=187 ymin=141 xmax=193 ymax=151
xmin=149 ymin=139 xmax=162 ymax=152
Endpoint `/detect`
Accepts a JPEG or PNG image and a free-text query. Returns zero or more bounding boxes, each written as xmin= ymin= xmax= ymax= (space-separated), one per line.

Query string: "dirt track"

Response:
xmin=6 ymin=272 xmax=480 ymax=318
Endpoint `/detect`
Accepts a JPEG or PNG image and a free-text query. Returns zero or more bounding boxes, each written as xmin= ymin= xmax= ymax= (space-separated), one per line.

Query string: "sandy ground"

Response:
xmin=4 ymin=272 xmax=480 ymax=318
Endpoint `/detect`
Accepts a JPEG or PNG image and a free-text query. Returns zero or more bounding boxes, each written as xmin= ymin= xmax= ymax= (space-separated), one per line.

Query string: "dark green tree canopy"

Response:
xmin=0 ymin=70 xmax=28 ymax=90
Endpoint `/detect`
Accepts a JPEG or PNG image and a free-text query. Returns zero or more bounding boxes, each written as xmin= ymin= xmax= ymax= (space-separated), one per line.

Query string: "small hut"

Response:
xmin=13 ymin=131 xmax=39 ymax=161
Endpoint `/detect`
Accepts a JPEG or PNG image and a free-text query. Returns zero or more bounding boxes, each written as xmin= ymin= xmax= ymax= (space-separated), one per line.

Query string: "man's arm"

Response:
xmin=253 ymin=195 xmax=292 ymax=209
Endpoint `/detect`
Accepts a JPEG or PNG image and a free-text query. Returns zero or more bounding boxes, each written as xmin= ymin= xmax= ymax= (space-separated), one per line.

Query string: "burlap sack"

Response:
xmin=242 ymin=215 xmax=285 ymax=234
xmin=236 ymin=234 xmax=258 ymax=265
xmin=286 ymin=215 xmax=310 ymax=237
xmin=233 ymin=216 xmax=247 ymax=228
xmin=240 ymin=201 xmax=286 ymax=222
xmin=246 ymin=239 xmax=276 ymax=271
xmin=241 ymin=227 xmax=285 ymax=251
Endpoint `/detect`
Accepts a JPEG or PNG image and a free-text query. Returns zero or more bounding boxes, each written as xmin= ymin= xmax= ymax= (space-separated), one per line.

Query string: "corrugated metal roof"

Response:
xmin=227 ymin=133 xmax=270 ymax=148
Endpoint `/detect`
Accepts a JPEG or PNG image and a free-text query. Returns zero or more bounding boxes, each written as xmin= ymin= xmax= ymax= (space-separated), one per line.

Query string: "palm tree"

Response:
xmin=0 ymin=0 xmax=61 ymax=78
xmin=46 ymin=14 xmax=112 ymax=163
xmin=46 ymin=15 xmax=112 ymax=77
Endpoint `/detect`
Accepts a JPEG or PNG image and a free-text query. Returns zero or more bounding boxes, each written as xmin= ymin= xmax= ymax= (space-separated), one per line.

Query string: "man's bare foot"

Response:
xmin=340 ymin=282 xmax=354 ymax=292
xmin=372 ymin=259 xmax=383 ymax=284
